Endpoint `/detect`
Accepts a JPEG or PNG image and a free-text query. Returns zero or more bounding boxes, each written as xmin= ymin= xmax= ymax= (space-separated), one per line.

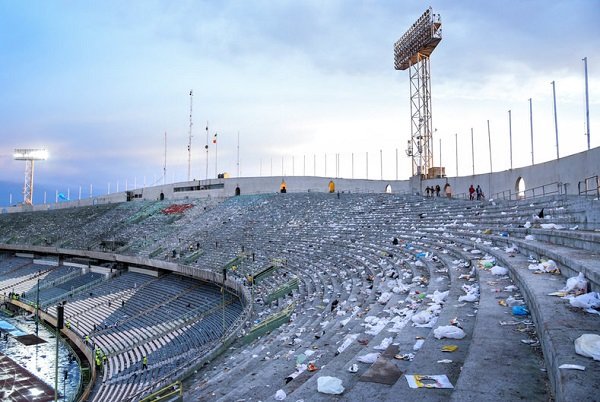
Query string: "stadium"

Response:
xmin=1 ymin=3 xmax=599 ymax=402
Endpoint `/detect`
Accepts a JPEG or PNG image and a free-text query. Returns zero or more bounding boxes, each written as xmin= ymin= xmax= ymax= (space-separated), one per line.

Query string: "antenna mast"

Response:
xmin=187 ymin=90 xmax=193 ymax=181
xmin=164 ymin=132 xmax=167 ymax=185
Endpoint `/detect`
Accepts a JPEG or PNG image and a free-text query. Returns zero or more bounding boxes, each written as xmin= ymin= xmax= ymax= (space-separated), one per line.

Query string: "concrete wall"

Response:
xmin=2 ymin=146 xmax=598 ymax=213
xmin=414 ymin=146 xmax=600 ymax=199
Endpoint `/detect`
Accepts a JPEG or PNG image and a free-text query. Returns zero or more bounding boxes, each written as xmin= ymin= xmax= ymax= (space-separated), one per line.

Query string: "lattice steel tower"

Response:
xmin=394 ymin=7 xmax=442 ymax=178
xmin=14 ymin=148 xmax=48 ymax=205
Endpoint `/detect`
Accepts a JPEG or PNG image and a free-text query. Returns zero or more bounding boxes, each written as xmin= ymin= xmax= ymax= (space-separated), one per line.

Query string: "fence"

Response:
xmin=578 ymin=175 xmax=599 ymax=197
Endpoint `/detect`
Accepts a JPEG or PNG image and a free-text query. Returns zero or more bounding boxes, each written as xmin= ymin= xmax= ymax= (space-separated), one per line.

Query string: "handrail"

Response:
xmin=578 ymin=175 xmax=599 ymax=197
xmin=492 ymin=181 xmax=565 ymax=201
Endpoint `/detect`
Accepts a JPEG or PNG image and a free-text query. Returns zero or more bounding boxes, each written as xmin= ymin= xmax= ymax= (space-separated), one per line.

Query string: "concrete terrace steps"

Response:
xmin=438 ymin=229 xmax=600 ymax=402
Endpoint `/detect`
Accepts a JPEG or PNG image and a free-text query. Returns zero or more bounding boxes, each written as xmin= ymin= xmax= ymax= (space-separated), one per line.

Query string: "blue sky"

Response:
xmin=0 ymin=0 xmax=598 ymax=205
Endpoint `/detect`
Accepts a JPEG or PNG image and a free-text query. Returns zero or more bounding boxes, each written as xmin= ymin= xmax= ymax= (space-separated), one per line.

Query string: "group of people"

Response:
xmin=468 ymin=184 xmax=485 ymax=200
xmin=425 ymin=183 xmax=453 ymax=198
xmin=425 ymin=185 xmax=441 ymax=197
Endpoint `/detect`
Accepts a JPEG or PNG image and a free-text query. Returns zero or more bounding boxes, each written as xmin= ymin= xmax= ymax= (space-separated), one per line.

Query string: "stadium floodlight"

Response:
xmin=13 ymin=148 xmax=48 ymax=205
xmin=394 ymin=7 xmax=442 ymax=178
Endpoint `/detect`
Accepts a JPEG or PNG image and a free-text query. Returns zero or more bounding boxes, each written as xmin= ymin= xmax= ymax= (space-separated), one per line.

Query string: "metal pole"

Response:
xmin=366 ymin=152 xmax=368 ymax=179
xmin=583 ymin=57 xmax=590 ymax=150
xmin=270 ymin=157 xmax=273 ymax=176
xmin=293 ymin=156 xmax=295 ymax=176
xmin=552 ymin=81 xmax=559 ymax=159
xmin=187 ymin=90 xmax=193 ymax=181
xmin=487 ymin=120 xmax=492 ymax=173
xmin=439 ymin=138 xmax=442 ymax=174
xmin=303 ymin=155 xmax=306 ymax=176
xmin=529 ymin=98 xmax=534 ymax=165
xmin=215 ymin=133 xmax=218 ymax=178
xmin=55 ymin=326 xmax=59 ymax=401
xmin=508 ymin=110 xmax=513 ymax=170
xmin=352 ymin=153 xmax=354 ymax=179
xmin=313 ymin=154 xmax=316 ymax=176
xmin=380 ymin=149 xmax=383 ymax=180
xmin=260 ymin=158 xmax=262 ymax=177
xmin=236 ymin=131 xmax=240 ymax=178
xmin=164 ymin=132 xmax=167 ymax=185
xmin=455 ymin=133 xmax=458 ymax=177
xmin=471 ymin=128 xmax=474 ymax=176
xmin=324 ymin=154 xmax=327 ymax=177
xmin=205 ymin=122 xmax=209 ymax=180
xmin=35 ymin=279 xmax=39 ymax=336
xmin=395 ymin=148 xmax=398 ymax=180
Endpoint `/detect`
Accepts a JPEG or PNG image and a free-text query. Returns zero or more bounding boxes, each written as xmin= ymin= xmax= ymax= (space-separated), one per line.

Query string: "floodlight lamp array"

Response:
xmin=394 ymin=7 xmax=442 ymax=70
xmin=14 ymin=148 xmax=49 ymax=161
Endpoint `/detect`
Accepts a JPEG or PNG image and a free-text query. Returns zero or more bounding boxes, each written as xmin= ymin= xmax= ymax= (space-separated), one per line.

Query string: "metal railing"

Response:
xmin=578 ymin=175 xmax=599 ymax=197
xmin=492 ymin=181 xmax=565 ymax=201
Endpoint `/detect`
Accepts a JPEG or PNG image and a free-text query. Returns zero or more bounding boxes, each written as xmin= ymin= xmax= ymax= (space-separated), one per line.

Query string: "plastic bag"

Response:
xmin=569 ymin=292 xmax=600 ymax=312
xmin=562 ymin=272 xmax=587 ymax=293
xmin=274 ymin=389 xmax=286 ymax=400
xmin=490 ymin=266 xmax=508 ymax=276
xmin=357 ymin=352 xmax=380 ymax=363
xmin=512 ymin=305 xmax=529 ymax=316
xmin=412 ymin=310 xmax=434 ymax=325
xmin=433 ymin=325 xmax=466 ymax=340
xmin=429 ymin=290 xmax=449 ymax=304
xmin=317 ymin=376 xmax=345 ymax=394
xmin=374 ymin=337 xmax=393 ymax=350
xmin=574 ymin=334 xmax=600 ymax=361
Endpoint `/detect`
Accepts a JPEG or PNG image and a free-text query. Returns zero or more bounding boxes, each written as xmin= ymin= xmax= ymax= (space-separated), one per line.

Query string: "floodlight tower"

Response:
xmin=13 ymin=148 xmax=48 ymax=205
xmin=394 ymin=7 xmax=442 ymax=178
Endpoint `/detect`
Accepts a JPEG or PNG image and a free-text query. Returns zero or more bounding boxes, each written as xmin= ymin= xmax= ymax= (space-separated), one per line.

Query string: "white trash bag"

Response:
xmin=357 ymin=352 xmax=380 ymax=363
xmin=274 ymin=389 xmax=286 ymax=400
xmin=434 ymin=325 xmax=466 ymax=340
xmin=317 ymin=376 xmax=345 ymax=395
xmin=574 ymin=334 xmax=600 ymax=361
xmin=570 ymin=292 xmax=600 ymax=314
xmin=490 ymin=266 xmax=508 ymax=276
xmin=562 ymin=272 xmax=587 ymax=293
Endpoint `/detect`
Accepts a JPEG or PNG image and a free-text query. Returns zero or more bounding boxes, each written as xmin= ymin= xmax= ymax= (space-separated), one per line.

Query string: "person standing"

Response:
xmin=435 ymin=184 xmax=441 ymax=197
xmin=469 ymin=185 xmax=475 ymax=200
xmin=476 ymin=185 xmax=482 ymax=200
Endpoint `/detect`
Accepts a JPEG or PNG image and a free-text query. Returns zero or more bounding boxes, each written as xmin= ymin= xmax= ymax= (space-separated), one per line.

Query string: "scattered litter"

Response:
xmin=394 ymin=353 xmax=415 ymax=361
xmin=512 ymin=306 xmax=529 ymax=316
xmin=574 ymin=334 xmax=600 ymax=361
xmin=337 ymin=334 xmax=359 ymax=354
xmin=568 ymin=292 xmax=600 ymax=315
xmin=374 ymin=337 xmax=393 ymax=350
xmin=441 ymin=345 xmax=458 ymax=352
xmin=540 ymin=223 xmax=564 ymax=230
xmin=562 ymin=272 xmax=588 ymax=293
xmin=348 ymin=364 xmax=359 ymax=373
xmin=437 ymin=359 xmax=453 ymax=364
xmin=528 ymin=260 xmax=559 ymax=274
xmin=378 ymin=292 xmax=392 ymax=304
xmin=274 ymin=389 xmax=287 ymax=400
xmin=307 ymin=362 xmax=318 ymax=372
xmin=505 ymin=244 xmax=518 ymax=254
xmin=357 ymin=353 xmax=380 ymax=363
xmin=558 ymin=364 xmax=585 ymax=371
xmin=429 ymin=290 xmax=449 ymax=304
xmin=504 ymin=285 xmax=518 ymax=292
xmin=548 ymin=291 xmax=567 ymax=297
xmin=405 ymin=374 xmax=454 ymax=389
xmin=317 ymin=376 xmax=345 ymax=395
xmin=296 ymin=354 xmax=307 ymax=365
xmin=490 ymin=266 xmax=508 ymax=276
xmin=434 ymin=325 xmax=466 ymax=340
xmin=521 ymin=339 xmax=537 ymax=345
xmin=413 ymin=339 xmax=425 ymax=350
xmin=525 ymin=234 xmax=535 ymax=240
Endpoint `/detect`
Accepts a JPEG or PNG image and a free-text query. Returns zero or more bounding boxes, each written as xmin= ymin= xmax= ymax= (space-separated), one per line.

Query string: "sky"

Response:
xmin=0 ymin=0 xmax=598 ymax=205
